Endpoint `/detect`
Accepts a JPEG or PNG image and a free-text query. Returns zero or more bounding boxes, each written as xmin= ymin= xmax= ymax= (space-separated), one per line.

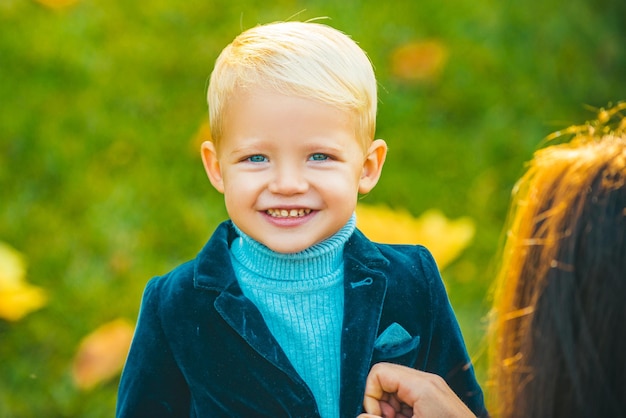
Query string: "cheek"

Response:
xmin=319 ymin=176 xmax=361 ymax=203
xmin=221 ymin=171 xmax=257 ymax=192
xmin=221 ymin=174 xmax=263 ymax=209
xmin=223 ymin=181 xmax=252 ymax=203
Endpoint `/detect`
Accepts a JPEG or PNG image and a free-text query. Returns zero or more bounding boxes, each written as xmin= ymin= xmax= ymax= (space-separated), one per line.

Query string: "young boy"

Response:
xmin=116 ymin=21 xmax=487 ymax=418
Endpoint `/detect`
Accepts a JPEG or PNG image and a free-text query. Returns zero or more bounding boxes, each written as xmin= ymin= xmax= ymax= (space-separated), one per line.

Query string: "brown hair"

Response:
xmin=488 ymin=104 xmax=626 ymax=417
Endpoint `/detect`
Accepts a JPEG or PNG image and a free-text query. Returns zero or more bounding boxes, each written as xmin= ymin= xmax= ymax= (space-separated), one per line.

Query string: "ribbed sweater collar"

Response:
xmin=229 ymin=214 xmax=356 ymax=291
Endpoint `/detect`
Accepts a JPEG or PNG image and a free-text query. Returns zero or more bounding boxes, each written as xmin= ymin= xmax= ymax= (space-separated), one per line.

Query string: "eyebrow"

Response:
xmin=224 ymin=138 xmax=268 ymax=155
xmin=300 ymin=138 xmax=350 ymax=153
xmin=223 ymin=134 xmax=354 ymax=159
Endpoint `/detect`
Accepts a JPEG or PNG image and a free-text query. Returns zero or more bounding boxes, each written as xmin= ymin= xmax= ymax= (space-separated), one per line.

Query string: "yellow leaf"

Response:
xmin=0 ymin=282 xmax=47 ymax=322
xmin=0 ymin=241 xmax=26 ymax=288
xmin=72 ymin=318 xmax=135 ymax=390
xmin=356 ymin=204 xmax=475 ymax=270
xmin=0 ymin=242 xmax=47 ymax=321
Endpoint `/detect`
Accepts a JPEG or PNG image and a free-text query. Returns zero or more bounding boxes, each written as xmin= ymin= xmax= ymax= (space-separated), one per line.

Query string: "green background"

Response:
xmin=1 ymin=0 xmax=624 ymax=416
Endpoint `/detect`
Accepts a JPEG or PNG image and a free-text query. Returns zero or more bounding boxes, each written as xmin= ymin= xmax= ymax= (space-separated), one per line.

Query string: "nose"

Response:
xmin=267 ymin=162 xmax=309 ymax=195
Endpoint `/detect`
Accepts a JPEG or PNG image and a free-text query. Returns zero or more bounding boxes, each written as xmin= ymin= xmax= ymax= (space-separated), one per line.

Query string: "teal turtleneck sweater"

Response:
xmin=229 ymin=215 xmax=356 ymax=418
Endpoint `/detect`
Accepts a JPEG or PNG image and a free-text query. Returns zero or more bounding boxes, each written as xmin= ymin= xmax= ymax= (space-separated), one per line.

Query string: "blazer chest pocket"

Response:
xmin=372 ymin=322 xmax=420 ymax=366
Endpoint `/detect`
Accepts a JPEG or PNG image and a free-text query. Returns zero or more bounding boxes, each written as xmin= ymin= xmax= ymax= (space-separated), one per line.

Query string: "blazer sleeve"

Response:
xmin=116 ymin=277 xmax=190 ymax=418
xmin=418 ymin=249 xmax=489 ymax=418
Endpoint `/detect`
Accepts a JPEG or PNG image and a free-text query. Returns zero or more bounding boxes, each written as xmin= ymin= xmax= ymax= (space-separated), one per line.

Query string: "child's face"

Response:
xmin=202 ymin=89 xmax=387 ymax=254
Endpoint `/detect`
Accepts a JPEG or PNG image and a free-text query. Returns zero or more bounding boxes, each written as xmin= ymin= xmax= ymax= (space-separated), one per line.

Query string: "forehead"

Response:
xmin=220 ymin=88 xmax=362 ymax=148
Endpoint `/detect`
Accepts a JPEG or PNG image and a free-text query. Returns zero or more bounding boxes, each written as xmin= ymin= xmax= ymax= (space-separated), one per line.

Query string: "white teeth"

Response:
xmin=266 ymin=208 xmax=311 ymax=218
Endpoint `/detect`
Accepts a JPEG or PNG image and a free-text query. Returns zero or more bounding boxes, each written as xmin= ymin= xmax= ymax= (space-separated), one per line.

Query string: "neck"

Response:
xmin=229 ymin=214 xmax=356 ymax=287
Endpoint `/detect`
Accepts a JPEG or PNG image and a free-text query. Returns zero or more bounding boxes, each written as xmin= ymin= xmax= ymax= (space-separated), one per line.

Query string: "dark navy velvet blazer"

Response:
xmin=116 ymin=221 xmax=487 ymax=417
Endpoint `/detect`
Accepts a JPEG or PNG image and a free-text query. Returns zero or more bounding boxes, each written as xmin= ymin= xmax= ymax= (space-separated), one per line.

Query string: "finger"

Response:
xmin=380 ymin=402 xmax=398 ymax=418
xmin=363 ymin=364 xmax=397 ymax=414
xmin=363 ymin=394 xmax=383 ymax=415
xmin=385 ymin=394 xmax=400 ymax=412
xmin=363 ymin=363 xmax=415 ymax=415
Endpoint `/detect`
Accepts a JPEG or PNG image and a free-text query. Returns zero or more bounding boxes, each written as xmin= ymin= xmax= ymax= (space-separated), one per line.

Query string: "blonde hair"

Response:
xmin=207 ymin=21 xmax=377 ymax=151
xmin=488 ymin=104 xmax=626 ymax=417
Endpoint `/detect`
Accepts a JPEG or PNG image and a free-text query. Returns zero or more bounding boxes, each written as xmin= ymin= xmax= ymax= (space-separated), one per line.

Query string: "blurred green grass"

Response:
xmin=1 ymin=0 xmax=625 ymax=415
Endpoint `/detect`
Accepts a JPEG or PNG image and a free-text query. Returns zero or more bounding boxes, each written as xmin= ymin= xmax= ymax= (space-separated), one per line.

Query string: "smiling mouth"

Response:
xmin=266 ymin=208 xmax=312 ymax=218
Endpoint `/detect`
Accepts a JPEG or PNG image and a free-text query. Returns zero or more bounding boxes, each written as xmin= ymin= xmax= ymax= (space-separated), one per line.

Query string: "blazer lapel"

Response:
xmin=194 ymin=222 xmax=303 ymax=383
xmin=213 ymin=285 xmax=303 ymax=383
xmin=340 ymin=232 xmax=389 ymax=417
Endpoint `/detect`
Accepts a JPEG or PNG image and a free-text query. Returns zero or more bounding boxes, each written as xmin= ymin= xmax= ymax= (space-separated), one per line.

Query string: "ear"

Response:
xmin=201 ymin=141 xmax=225 ymax=193
xmin=359 ymin=139 xmax=387 ymax=194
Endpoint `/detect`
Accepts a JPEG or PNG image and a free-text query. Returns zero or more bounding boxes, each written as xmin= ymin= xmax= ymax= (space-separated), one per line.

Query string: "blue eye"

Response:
xmin=247 ymin=155 xmax=267 ymax=163
xmin=309 ymin=153 xmax=329 ymax=161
